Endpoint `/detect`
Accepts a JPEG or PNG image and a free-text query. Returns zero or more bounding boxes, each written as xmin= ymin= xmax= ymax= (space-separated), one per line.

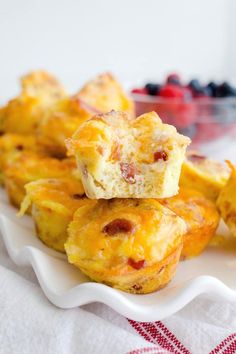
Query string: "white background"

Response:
xmin=0 ymin=0 xmax=235 ymax=101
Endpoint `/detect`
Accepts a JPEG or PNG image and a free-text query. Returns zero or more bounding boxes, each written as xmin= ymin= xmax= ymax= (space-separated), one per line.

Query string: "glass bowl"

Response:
xmin=132 ymin=94 xmax=236 ymax=160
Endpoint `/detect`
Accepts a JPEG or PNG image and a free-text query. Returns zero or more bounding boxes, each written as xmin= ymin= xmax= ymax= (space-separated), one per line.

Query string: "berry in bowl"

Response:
xmin=131 ymin=74 xmax=236 ymax=149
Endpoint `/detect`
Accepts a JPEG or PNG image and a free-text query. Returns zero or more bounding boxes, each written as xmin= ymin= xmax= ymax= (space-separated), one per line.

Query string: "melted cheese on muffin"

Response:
xmin=65 ymin=198 xmax=186 ymax=293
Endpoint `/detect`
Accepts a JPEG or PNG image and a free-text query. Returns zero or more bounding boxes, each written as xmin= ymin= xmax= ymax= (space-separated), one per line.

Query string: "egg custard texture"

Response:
xmin=66 ymin=110 xmax=191 ymax=199
xmin=77 ymin=72 xmax=134 ymax=116
xmin=65 ymin=199 xmax=186 ymax=294
xmin=217 ymin=161 xmax=236 ymax=237
xmin=19 ymin=177 xmax=89 ymax=252
xmin=180 ymin=151 xmax=230 ymax=201
xmin=1 ymin=71 xmax=66 ymax=135
xmin=4 ymin=151 xmax=76 ymax=209
xmin=160 ymin=188 xmax=220 ymax=259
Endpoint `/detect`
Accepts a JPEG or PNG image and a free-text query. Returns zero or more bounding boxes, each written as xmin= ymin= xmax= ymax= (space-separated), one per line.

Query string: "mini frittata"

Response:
xmin=65 ymin=198 xmax=186 ymax=294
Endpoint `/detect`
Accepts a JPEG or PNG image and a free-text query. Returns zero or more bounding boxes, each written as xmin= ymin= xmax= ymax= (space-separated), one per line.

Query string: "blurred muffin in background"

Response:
xmin=0 ymin=133 xmax=46 ymax=185
xmin=160 ymin=187 xmax=220 ymax=259
xmin=1 ymin=71 xmax=66 ymax=135
xmin=19 ymin=177 xmax=87 ymax=253
xmin=38 ymin=73 xmax=135 ymax=157
xmin=77 ymin=72 xmax=134 ymax=116
xmin=4 ymin=151 xmax=76 ymax=209
xmin=180 ymin=151 xmax=230 ymax=201
xmin=37 ymin=96 xmax=99 ymax=158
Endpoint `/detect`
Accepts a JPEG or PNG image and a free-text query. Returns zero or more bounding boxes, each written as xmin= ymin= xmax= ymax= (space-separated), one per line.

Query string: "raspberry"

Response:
xmin=159 ymin=84 xmax=185 ymax=99
xmin=131 ymin=88 xmax=148 ymax=95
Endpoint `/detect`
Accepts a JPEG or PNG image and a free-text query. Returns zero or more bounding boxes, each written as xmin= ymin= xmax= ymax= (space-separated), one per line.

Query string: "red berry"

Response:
xmin=159 ymin=84 xmax=184 ymax=99
xmin=131 ymin=88 xmax=148 ymax=95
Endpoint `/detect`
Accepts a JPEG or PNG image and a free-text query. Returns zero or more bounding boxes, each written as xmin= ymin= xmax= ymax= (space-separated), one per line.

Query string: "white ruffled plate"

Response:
xmin=1 ymin=188 xmax=236 ymax=321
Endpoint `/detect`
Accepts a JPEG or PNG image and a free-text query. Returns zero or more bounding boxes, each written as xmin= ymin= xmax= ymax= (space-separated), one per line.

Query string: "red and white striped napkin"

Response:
xmin=1 ymin=233 xmax=236 ymax=354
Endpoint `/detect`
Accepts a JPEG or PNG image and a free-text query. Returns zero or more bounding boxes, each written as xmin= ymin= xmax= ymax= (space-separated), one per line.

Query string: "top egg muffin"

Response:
xmin=66 ymin=110 xmax=190 ymax=199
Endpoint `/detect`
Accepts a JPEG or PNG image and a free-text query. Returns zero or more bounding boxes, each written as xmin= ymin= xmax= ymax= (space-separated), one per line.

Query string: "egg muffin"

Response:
xmin=19 ymin=177 xmax=88 ymax=252
xmin=1 ymin=71 xmax=66 ymax=135
xmin=160 ymin=188 xmax=220 ymax=259
xmin=217 ymin=161 xmax=236 ymax=237
xmin=0 ymin=133 xmax=45 ymax=184
xmin=37 ymin=96 xmax=99 ymax=157
xmin=65 ymin=199 xmax=186 ymax=294
xmin=4 ymin=151 xmax=76 ymax=209
xmin=77 ymin=72 xmax=134 ymax=116
xmin=66 ymin=110 xmax=191 ymax=199
xmin=180 ymin=151 xmax=230 ymax=201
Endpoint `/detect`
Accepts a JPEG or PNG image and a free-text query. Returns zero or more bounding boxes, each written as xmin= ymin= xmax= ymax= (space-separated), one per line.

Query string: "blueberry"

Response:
xmin=145 ymin=83 xmax=162 ymax=96
xmin=189 ymin=79 xmax=211 ymax=97
xmin=199 ymin=86 xmax=211 ymax=97
xmin=216 ymin=82 xmax=236 ymax=97
xmin=207 ymin=82 xmax=218 ymax=97
xmin=188 ymin=79 xmax=202 ymax=92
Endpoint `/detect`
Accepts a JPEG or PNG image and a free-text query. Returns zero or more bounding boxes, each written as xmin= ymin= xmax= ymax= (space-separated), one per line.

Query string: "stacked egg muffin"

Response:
xmin=1 ymin=70 xmax=234 ymax=294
